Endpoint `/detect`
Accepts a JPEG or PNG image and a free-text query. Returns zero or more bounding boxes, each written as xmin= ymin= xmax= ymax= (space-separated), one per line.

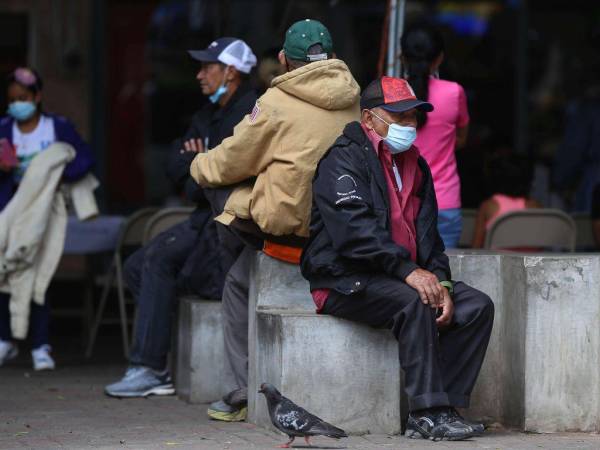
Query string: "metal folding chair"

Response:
xmin=484 ymin=209 xmax=576 ymax=252
xmin=85 ymin=208 xmax=159 ymax=358
xmin=571 ymin=212 xmax=595 ymax=251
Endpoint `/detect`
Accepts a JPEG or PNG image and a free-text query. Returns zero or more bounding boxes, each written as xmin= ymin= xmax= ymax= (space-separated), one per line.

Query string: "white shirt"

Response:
xmin=12 ymin=114 xmax=56 ymax=180
xmin=392 ymin=161 xmax=403 ymax=192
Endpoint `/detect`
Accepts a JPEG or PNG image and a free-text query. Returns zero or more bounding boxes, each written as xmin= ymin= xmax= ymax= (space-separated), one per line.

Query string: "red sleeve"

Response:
xmin=456 ymin=84 xmax=470 ymax=128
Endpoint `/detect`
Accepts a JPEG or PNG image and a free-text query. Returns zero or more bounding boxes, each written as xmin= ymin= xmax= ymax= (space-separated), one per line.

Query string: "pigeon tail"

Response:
xmin=309 ymin=421 xmax=348 ymax=439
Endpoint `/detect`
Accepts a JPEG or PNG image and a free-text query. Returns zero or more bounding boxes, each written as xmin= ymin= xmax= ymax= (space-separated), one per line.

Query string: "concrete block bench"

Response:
xmin=253 ymin=310 xmax=402 ymax=435
xmin=175 ymin=297 xmax=227 ymax=404
xmin=449 ymin=251 xmax=600 ymax=432
xmin=247 ymin=250 xmax=600 ymax=433
xmin=248 ymin=253 xmax=403 ymax=434
xmin=515 ymin=254 xmax=600 ymax=432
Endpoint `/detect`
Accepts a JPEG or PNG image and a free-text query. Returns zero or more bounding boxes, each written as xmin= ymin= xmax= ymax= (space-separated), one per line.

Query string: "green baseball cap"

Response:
xmin=283 ymin=19 xmax=333 ymax=62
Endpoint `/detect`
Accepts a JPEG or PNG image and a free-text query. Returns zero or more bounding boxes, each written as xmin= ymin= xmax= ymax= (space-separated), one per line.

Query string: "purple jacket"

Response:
xmin=0 ymin=114 xmax=95 ymax=211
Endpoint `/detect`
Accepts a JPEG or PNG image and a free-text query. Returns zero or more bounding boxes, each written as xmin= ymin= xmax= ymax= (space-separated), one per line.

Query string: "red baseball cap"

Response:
xmin=360 ymin=76 xmax=433 ymax=113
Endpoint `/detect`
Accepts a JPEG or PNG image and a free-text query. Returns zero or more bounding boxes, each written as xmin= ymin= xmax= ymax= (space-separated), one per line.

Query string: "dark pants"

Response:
xmin=322 ymin=276 xmax=494 ymax=412
xmin=125 ymin=219 xmax=223 ymax=371
xmin=0 ymin=292 xmax=50 ymax=348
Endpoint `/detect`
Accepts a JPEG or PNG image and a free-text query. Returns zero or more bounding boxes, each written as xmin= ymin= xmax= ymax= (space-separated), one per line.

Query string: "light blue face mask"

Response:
xmin=369 ymin=110 xmax=417 ymax=154
xmin=208 ymin=68 xmax=230 ymax=104
xmin=8 ymin=101 xmax=37 ymax=122
xmin=209 ymin=84 xmax=228 ymax=104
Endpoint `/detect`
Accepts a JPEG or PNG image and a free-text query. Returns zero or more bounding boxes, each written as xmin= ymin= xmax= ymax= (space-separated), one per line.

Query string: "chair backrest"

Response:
xmin=143 ymin=207 xmax=195 ymax=245
xmin=571 ymin=212 xmax=595 ymax=250
xmin=484 ymin=209 xmax=576 ymax=252
xmin=458 ymin=209 xmax=477 ymax=248
xmin=118 ymin=207 xmax=161 ymax=248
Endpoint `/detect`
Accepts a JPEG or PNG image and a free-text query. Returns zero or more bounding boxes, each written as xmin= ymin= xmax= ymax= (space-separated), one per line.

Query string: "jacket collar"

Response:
xmin=342 ymin=121 xmax=369 ymax=146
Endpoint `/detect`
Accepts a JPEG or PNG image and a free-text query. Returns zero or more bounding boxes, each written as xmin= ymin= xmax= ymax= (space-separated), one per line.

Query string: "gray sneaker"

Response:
xmin=104 ymin=366 xmax=175 ymax=398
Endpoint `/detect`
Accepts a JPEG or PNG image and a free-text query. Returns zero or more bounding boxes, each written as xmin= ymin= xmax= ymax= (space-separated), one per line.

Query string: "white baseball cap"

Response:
xmin=188 ymin=37 xmax=257 ymax=74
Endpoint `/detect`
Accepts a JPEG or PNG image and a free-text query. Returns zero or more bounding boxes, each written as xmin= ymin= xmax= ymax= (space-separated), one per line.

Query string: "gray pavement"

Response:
xmin=2 ymin=359 xmax=600 ymax=450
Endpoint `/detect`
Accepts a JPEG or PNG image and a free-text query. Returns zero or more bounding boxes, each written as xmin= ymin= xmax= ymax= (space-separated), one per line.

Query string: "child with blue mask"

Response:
xmin=5 ymin=68 xmax=40 ymax=123
xmin=0 ymin=67 xmax=95 ymax=371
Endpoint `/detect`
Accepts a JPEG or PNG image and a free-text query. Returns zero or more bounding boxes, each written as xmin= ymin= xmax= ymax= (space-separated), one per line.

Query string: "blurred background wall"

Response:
xmin=1 ymin=0 xmax=598 ymax=212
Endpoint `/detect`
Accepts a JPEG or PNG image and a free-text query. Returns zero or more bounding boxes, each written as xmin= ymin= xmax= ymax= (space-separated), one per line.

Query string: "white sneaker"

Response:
xmin=32 ymin=344 xmax=55 ymax=371
xmin=0 ymin=339 xmax=18 ymax=366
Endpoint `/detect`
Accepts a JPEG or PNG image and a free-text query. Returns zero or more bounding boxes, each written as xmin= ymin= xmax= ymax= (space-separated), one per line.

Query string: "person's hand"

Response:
xmin=181 ymin=138 xmax=205 ymax=154
xmin=436 ymin=288 xmax=455 ymax=329
xmin=405 ymin=268 xmax=445 ymax=307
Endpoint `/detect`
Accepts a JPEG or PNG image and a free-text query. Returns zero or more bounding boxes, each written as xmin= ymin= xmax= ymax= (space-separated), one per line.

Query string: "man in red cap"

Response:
xmin=301 ymin=77 xmax=494 ymax=441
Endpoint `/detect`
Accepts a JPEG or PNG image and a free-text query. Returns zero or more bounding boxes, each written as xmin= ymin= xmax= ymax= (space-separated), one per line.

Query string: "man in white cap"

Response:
xmin=104 ymin=38 xmax=257 ymax=398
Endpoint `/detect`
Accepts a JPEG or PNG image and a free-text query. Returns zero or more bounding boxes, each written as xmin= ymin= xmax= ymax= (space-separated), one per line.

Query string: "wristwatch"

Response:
xmin=440 ymin=280 xmax=454 ymax=296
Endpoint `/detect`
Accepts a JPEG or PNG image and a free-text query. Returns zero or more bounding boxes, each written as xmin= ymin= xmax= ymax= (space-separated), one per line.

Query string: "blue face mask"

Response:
xmin=208 ymin=68 xmax=230 ymax=104
xmin=8 ymin=101 xmax=37 ymax=122
xmin=209 ymin=84 xmax=228 ymax=104
xmin=369 ymin=110 xmax=417 ymax=154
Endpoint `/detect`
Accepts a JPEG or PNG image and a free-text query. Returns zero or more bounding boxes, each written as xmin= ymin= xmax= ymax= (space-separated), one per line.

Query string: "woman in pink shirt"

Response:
xmin=401 ymin=25 xmax=469 ymax=248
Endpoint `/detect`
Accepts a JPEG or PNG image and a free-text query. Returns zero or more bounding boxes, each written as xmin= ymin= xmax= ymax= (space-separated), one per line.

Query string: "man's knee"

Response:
xmin=463 ymin=286 xmax=495 ymax=323
xmin=144 ymin=236 xmax=183 ymax=277
xmin=476 ymin=292 xmax=494 ymax=320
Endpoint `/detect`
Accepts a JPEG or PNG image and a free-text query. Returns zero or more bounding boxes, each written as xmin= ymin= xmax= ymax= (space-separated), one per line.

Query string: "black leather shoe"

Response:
xmin=448 ymin=408 xmax=485 ymax=435
xmin=405 ymin=408 xmax=475 ymax=441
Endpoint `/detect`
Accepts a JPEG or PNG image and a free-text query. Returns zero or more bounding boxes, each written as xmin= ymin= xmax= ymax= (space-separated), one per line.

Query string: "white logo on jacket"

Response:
xmin=335 ymin=174 xmax=362 ymax=205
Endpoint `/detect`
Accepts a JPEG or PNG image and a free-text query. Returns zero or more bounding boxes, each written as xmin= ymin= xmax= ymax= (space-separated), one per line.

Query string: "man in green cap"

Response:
xmin=190 ymin=19 xmax=360 ymax=421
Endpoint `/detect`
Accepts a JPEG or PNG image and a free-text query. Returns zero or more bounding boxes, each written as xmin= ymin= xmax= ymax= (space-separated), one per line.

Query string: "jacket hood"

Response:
xmin=271 ymin=59 xmax=360 ymax=111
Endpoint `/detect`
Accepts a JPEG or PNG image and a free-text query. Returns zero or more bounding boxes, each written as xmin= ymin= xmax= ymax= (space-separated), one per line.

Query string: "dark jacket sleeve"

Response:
xmin=166 ymin=111 xmax=209 ymax=204
xmin=313 ymin=146 xmax=420 ymax=280
xmin=424 ymin=229 xmax=450 ymax=282
xmin=54 ymin=117 xmax=95 ymax=182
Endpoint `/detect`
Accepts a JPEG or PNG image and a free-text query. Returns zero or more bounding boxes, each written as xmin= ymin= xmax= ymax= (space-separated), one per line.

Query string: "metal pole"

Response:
xmin=386 ymin=0 xmax=397 ymax=76
xmin=386 ymin=0 xmax=406 ymax=77
xmin=395 ymin=0 xmax=406 ymax=77
xmin=90 ymin=0 xmax=107 ymax=209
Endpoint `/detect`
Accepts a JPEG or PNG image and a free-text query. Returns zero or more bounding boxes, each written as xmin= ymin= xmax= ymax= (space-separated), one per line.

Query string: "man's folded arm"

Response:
xmin=190 ymin=103 xmax=278 ymax=187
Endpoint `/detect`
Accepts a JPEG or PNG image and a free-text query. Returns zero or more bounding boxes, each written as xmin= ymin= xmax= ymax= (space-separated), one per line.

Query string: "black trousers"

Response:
xmin=125 ymin=219 xmax=225 ymax=370
xmin=322 ymin=275 xmax=494 ymax=411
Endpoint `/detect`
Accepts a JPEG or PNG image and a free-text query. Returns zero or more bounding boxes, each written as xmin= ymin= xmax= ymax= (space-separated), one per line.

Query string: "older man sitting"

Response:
xmin=300 ymin=77 xmax=494 ymax=441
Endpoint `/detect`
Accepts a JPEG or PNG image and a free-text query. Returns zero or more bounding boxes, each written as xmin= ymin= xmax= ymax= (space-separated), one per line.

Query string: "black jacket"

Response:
xmin=300 ymin=121 xmax=451 ymax=295
xmin=166 ymin=82 xmax=257 ymax=228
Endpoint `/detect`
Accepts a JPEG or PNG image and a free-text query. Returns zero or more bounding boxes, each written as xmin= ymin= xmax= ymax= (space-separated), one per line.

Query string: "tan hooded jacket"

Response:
xmin=190 ymin=59 xmax=360 ymax=238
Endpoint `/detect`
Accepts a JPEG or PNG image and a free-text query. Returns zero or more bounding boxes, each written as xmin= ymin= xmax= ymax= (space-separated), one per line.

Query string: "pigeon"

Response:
xmin=258 ymin=382 xmax=348 ymax=448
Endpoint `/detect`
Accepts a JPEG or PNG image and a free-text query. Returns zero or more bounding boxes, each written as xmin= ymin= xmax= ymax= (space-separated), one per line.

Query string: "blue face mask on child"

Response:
xmin=369 ymin=110 xmax=417 ymax=154
xmin=8 ymin=101 xmax=37 ymax=122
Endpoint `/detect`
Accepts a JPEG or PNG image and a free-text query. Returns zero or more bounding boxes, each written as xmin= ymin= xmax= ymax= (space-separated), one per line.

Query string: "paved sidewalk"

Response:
xmin=2 ymin=360 xmax=600 ymax=450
